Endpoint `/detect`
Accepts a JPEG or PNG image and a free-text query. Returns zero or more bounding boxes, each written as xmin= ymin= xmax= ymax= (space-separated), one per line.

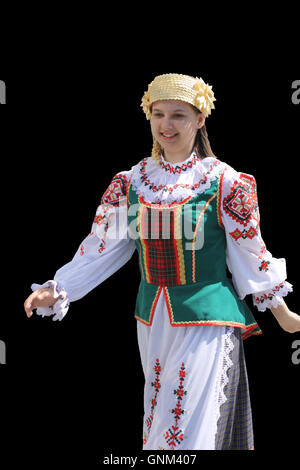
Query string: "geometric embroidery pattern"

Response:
xmin=160 ymin=154 xmax=200 ymax=175
xmin=93 ymin=205 xmax=112 ymax=255
xmin=223 ymin=174 xmax=258 ymax=227
xmin=101 ymin=173 xmax=129 ymax=206
xmin=229 ymin=226 xmax=258 ymax=241
xmin=138 ymin=157 xmax=222 ymax=195
xmin=163 ymin=362 xmax=187 ymax=450
xmin=143 ymin=359 xmax=162 ymax=446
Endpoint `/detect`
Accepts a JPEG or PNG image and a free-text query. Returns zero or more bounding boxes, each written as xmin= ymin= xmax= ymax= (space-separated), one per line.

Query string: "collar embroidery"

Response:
xmin=138 ymin=156 xmax=222 ymax=195
xmin=159 ymin=153 xmax=200 ymax=175
xmin=130 ymin=152 xmax=227 ymax=205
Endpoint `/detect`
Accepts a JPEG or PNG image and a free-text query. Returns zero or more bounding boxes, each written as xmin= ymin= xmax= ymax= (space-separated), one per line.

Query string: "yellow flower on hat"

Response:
xmin=193 ymin=77 xmax=216 ymax=118
xmin=141 ymin=88 xmax=151 ymax=120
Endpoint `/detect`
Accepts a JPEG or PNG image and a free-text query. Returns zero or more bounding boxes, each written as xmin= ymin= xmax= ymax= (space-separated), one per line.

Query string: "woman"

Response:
xmin=24 ymin=73 xmax=300 ymax=450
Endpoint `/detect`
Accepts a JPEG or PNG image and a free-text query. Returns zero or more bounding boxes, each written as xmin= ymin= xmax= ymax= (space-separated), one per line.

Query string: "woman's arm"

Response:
xmin=219 ymin=168 xmax=294 ymax=313
xmin=270 ymin=300 xmax=300 ymax=333
xmin=25 ymin=170 xmax=135 ymax=321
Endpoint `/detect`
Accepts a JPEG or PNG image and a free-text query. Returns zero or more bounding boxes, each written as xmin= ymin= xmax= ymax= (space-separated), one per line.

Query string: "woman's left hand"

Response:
xmin=272 ymin=308 xmax=300 ymax=333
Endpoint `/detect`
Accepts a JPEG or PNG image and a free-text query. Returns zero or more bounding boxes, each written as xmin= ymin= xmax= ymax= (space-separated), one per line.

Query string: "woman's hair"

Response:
xmin=193 ymin=108 xmax=217 ymax=160
xmin=193 ymin=123 xmax=217 ymax=159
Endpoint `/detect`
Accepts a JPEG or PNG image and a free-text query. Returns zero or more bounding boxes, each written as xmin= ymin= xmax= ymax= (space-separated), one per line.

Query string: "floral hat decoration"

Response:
xmin=141 ymin=73 xmax=216 ymax=164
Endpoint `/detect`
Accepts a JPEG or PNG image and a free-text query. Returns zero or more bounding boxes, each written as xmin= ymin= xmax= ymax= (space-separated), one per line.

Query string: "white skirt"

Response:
xmin=137 ymin=289 xmax=254 ymax=450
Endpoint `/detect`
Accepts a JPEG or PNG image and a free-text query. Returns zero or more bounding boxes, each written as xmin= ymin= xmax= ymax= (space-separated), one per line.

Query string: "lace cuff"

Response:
xmin=30 ymin=280 xmax=70 ymax=321
xmin=252 ymin=281 xmax=293 ymax=312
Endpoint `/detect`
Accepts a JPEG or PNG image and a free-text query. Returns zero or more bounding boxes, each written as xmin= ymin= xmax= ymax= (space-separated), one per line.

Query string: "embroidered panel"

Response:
xmin=101 ymin=173 xmax=129 ymax=206
xmin=143 ymin=358 xmax=162 ymax=446
xmin=163 ymin=362 xmax=187 ymax=450
xmin=229 ymin=226 xmax=258 ymax=241
xmin=160 ymin=154 xmax=200 ymax=175
xmin=136 ymin=157 xmax=222 ymax=196
xmin=223 ymin=174 xmax=258 ymax=227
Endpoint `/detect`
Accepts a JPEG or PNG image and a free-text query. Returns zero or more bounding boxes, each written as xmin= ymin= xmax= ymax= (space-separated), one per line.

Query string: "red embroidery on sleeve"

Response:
xmin=101 ymin=173 xmax=129 ymax=206
xmin=223 ymin=174 xmax=258 ymax=227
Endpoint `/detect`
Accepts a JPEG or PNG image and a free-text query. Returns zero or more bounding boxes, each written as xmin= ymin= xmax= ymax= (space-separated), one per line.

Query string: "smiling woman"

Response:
xmin=24 ymin=73 xmax=299 ymax=451
xmin=150 ymin=100 xmax=216 ymax=164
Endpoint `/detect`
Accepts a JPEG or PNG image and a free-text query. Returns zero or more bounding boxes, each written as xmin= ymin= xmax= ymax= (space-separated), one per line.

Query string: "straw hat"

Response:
xmin=141 ymin=73 xmax=216 ymax=164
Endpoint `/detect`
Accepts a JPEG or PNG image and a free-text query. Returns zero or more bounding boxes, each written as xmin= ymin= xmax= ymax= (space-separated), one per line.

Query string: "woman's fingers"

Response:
xmin=24 ymin=288 xmax=55 ymax=318
xmin=24 ymin=292 xmax=35 ymax=318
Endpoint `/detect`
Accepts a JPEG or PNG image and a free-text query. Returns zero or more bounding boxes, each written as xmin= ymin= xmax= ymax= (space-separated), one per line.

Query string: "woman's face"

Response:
xmin=150 ymin=100 xmax=205 ymax=161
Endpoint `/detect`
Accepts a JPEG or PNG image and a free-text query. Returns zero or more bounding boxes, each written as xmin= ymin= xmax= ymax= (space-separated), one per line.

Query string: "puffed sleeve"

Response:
xmin=31 ymin=170 xmax=136 ymax=320
xmin=218 ymin=166 xmax=293 ymax=312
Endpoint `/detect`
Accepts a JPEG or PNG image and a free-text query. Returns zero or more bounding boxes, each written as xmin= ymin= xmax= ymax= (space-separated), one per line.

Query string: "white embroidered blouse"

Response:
xmin=31 ymin=152 xmax=293 ymax=320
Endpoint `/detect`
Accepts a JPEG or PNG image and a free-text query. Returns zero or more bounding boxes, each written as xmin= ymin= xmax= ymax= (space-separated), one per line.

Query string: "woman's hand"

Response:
xmin=275 ymin=310 xmax=300 ymax=333
xmin=24 ymin=287 xmax=58 ymax=318
xmin=270 ymin=300 xmax=300 ymax=333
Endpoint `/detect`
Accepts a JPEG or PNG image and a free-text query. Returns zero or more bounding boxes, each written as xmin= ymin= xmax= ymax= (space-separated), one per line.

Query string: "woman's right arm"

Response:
xmin=24 ymin=170 xmax=136 ymax=321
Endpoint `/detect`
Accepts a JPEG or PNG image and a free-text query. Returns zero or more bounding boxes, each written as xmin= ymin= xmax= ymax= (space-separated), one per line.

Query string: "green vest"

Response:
xmin=127 ymin=175 xmax=261 ymax=340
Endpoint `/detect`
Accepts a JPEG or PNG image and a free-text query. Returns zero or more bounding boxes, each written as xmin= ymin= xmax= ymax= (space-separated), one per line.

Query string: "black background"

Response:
xmin=1 ymin=28 xmax=299 ymax=466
